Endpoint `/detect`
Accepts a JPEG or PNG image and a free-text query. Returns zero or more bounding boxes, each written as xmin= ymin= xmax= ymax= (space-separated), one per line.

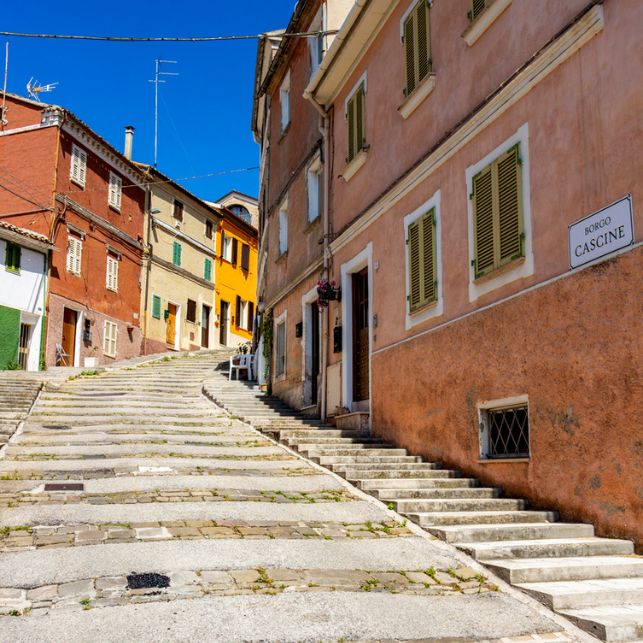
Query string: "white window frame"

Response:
xmin=106 ymin=254 xmax=119 ymax=292
xmin=279 ymin=71 xmax=291 ymax=132
xmin=278 ymin=199 xmax=288 ymax=255
xmin=103 ymin=320 xmax=118 ymax=358
xmin=403 ymin=189 xmax=443 ymax=329
xmin=308 ymin=7 xmax=325 ymax=77
xmin=306 ymin=156 xmax=322 ymax=224
xmin=478 ymin=394 xmax=530 ymax=461
xmin=274 ymin=310 xmax=287 ymax=380
xmin=70 ymin=144 xmax=87 ymax=188
xmin=239 ymin=299 xmax=249 ymax=331
xmin=465 ymin=123 xmax=533 ymax=302
xmin=66 ymin=236 xmax=82 ymax=275
xmin=108 ymin=172 xmax=122 ymax=211
xmin=222 ymin=233 xmax=233 ymax=262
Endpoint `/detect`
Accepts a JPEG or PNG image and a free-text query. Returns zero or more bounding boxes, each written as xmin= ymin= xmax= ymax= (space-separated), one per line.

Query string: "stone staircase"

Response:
xmin=204 ymin=371 xmax=643 ymax=642
xmin=0 ymin=376 xmax=43 ymax=450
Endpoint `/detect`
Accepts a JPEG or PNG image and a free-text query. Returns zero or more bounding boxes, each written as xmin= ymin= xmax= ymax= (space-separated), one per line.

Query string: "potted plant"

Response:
xmin=316 ymin=279 xmax=341 ymax=309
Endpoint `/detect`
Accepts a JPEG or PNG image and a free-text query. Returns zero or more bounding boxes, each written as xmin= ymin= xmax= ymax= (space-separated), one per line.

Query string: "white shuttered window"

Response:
xmin=108 ymin=172 xmax=122 ymax=210
xmin=66 ymin=236 xmax=82 ymax=275
xmin=103 ymin=321 xmax=118 ymax=358
xmin=70 ymin=144 xmax=87 ymax=187
xmin=106 ymin=255 xmax=119 ymax=292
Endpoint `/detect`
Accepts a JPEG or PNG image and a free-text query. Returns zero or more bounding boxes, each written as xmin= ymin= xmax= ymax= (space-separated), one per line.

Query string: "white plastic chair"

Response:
xmin=229 ymin=353 xmax=253 ymax=381
xmin=55 ymin=343 xmax=70 ymax=366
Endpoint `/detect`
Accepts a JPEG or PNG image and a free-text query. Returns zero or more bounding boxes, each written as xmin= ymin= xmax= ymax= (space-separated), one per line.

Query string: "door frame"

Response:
xmin=301 ymin=285 xmax=321 ymax=407
xmin=219 ymin=299 xmax=230 ymax=347
xmin=201 ymin=304 xmax=211 ymax=348
xmin=62 ymin=305 xmax=83 ymax=367
xmin=166 ymin=301 xmax=180 ymax=350
xmin=341 ymin=242 xmax=373 ymax=416
xmin=20 ymin=311 xmax=41 ymax=372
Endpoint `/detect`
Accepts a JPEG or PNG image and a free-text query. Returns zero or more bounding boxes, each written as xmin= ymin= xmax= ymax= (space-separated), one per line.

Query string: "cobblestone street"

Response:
xmin=0 ymin=354 xmax=577 ymax=641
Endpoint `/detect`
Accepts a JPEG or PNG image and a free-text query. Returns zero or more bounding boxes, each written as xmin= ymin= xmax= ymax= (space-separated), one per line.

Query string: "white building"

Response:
xmin=0 ymin=222 xmax=51 ymax=371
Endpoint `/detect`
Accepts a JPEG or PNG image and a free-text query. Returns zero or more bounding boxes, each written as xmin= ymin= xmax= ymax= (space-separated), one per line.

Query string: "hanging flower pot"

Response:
xmin=316 ymin=279 xmax=341 ymax=307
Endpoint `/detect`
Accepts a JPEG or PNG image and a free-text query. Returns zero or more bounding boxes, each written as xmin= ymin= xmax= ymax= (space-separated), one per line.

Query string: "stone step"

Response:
xmin=339 ymin=467 xmax=454 ymax=479
xmin=427 ymin=522 xmax=595 ymax=543
xmin=356 ymin=477 xmax=479 ymax=490
xmin=484 ymin=556 xmax=643 ymax=584
xmin=284 ymin=436 xmax=381 ymax=445
xmin=316 ymin=455 xmax=423 ymax=465
xmin=372 ymin=487 xmax=499 ymax=500
xmin=407 ymin=510 xmax=559 ymax=527
xmin=301 ymin=447 xmax=408 ymax=458
xmin=457 ymin=537 xmax=634 ymax=560
xmin=390 ymin=498 xmax=526 ymax=513
xmin=516 ymin=577 xmax=643 ymax=610
xmin=559 ymin=604 xmax=643 ymax=642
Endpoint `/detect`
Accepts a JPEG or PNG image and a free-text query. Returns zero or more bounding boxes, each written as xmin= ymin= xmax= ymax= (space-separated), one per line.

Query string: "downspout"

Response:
xmin=305 ymin=91 xmax=331 ymax=421
xmin=142 ymin=185 xmax=153 ymax=356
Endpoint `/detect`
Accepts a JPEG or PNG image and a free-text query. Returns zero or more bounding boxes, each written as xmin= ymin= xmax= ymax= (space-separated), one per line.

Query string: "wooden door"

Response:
xmin=310 ymin=303 xmax=320 ymax=405
xmin=219 ymin=301 xmax=229 ymax=346
xmin=61 ymin=308 xmax=77 ymax=366
xmin=352 ymin=268 xmax=369 ymax=402
xmin=166 ymin=304 xmax=177 ymax=346
xmin=201 ymin=305 xmax=211 ymax=348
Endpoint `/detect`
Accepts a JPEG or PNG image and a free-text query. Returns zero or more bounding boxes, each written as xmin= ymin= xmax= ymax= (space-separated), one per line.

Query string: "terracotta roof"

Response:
xmin=0 ymin=220 xmax=53 ymax=247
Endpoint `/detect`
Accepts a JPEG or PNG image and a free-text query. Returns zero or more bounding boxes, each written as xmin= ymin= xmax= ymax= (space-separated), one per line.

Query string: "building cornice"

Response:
xmin=329 ymin=3 xmax=605 ymax=256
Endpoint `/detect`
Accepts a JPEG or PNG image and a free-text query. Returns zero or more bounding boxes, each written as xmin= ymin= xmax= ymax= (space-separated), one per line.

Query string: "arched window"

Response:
xmin=229 ymin=204 xmax=251 ymax=224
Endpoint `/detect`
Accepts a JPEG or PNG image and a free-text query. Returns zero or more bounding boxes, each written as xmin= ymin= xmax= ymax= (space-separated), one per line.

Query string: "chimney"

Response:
xmin=124 ymin=125 xmax=135 ymax=160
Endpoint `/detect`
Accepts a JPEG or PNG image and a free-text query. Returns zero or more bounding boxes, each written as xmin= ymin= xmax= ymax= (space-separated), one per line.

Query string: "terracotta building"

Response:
xmin=0 ymin=94 xmax=146 ymax=367
xmin=254 ymin=0 xmax=642 ymax=549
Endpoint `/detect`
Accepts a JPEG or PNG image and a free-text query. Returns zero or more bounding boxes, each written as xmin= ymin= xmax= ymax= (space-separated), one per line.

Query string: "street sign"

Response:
xmin=569 ymin=195 xmax=634 ymax=269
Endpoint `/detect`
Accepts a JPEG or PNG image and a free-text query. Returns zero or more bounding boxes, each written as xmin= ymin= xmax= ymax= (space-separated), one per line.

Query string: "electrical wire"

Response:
xmin=0 ymin=30 xmax=337 ymax=43
xmin=0 ymin=179 xmax=52 ymax=211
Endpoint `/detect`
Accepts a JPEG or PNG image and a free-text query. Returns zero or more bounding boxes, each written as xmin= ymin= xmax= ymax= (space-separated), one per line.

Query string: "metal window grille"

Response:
xmin=484 ymin=405 xmax=529 ymax=458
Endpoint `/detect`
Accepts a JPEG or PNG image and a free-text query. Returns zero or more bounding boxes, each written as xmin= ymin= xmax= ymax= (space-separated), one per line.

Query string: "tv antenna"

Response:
xmin=148 ymin=58 xmax=178 ymax=167
xmin=2 ymin=43 xmax=8 ymax=126
xmin=26 ymin=77 xmax=59 ymax=102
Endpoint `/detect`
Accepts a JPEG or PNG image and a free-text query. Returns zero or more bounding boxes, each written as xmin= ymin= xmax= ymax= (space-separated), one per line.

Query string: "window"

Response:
xmin=186 ymin=299 xmax=197 ymax=323
xmin=5 ymin=242 xmax=21 ymax=273
xmin=346 ymin=83 xmax=366 ymax=163
xmin=275 ymin=318 xmax=286 ymax=377
xmin=173 ymin=200 xmax=184 ymax=222
xmin=221 ymin=232 xmax=232 ymax=262
xmin=205 ymin=219 xmax=213 ymax=239
xmin=471 ymin=144 xmax=523 ymax=278
xmin=469 ymin=0 xmax=488 ymax=21
xmin=240 ymin=244 xmax=250 ymax=271
xmin=108 ymin=172 xmax=122 ymax=210
xmin=278 ymin=202 xmax=288 ymax=255
xmin=104 ymin=320 xmax=118 ymax=358
xmin=152 ymin=295 xmax=161 ymax=319
xmin=106 ymin=254 xmax=119 ymax=292
xmin=70 ymin=144 xmax=87 ymax=188
xmin=236 ymin=296 xmax=249 ymax=330
xmin=407 ymin=208 xmax=437 ymax=312
xmin=480 ymin=401 xmax=530 ymax=459
xmin=309 ymin=8 xmax=324 ymax=77
xmin=66 ymin=235 xmax=82 ymax=275
xmin=229 ymin=204 xmax=252 ymax=224
xmin=279 ymin=71 xmax=290 ymax=132
xmin=172 ymin=241 xmax=182 ymax=267
xmin=403 ymin=0 xmax=432 ymax=96
xmin=307 ymin=159 xmax=322 ymax=223
xmin=204 ymin=258 xmax=212 ymax=282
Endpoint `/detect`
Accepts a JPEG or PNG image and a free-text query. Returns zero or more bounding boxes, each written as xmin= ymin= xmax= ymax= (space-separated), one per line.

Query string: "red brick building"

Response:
xmin=0 ymin=94 xmax=146 ymax=366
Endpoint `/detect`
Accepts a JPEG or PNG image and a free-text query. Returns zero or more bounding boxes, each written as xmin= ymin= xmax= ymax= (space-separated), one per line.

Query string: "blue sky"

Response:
xmin=2 ymin=1 xmax=295 ymax=201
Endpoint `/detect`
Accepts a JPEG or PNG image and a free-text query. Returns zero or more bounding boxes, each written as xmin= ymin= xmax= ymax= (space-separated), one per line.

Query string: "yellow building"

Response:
xmin=209 ymin=195 xmax=258 ymax=348
xmin=140 ymin=166 xmax=222 ymax=353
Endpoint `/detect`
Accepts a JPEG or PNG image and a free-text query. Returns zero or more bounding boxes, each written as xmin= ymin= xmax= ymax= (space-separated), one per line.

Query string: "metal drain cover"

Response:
xmin=44 ymin=483 xmax=84 ymax=492
xmin=127 ymin=573 xmax=170 ymax=590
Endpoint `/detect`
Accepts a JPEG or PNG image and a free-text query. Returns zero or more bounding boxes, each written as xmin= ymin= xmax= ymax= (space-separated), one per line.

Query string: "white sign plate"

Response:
xmin=569 ymin=195 xmax=634 ymax=269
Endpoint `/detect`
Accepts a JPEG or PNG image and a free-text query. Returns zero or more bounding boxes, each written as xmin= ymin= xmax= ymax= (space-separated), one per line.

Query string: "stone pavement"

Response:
xmin=0 ymin=353 xmax=582 ymax=642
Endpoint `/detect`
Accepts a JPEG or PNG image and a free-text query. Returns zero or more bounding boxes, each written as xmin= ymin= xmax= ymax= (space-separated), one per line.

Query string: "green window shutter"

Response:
xmin=5 ymin=243 xmax=21 ymax=273
xmin=347 ymin=95 xmax=356 ymax=162
xmin=416 ymin=0 xmax=431 ymax=84
xmin=204 ymin=258 xmax=212 ymax=281
xmin=473 ymin=165 xmax=495 ymax=278
xmin=469 ymin=0 xmax=487 ymax=20
xmin=407 ymin=220 xmax=422 ymax=312
xmin=356 ymin=85 xmax=365 ymax=152
xmin=497 ymin=145 xmax=524 ymax=263
xmin=422 ymin=208 xmax=437 ymax=304
xmin=172 ymin=242 xmax=181 ymax=267
xmin=404 ymin=13 xmax=416 ymax=96
xmin=152 ymin=295 xmax=161 ymax=319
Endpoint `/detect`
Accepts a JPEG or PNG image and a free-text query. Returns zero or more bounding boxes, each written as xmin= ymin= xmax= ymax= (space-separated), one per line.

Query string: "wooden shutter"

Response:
xmin=231 ymin=238 xmax=238 ymax=265
xmin=356 ymin=86 xmax=364 ymax=153
xmin=470 ymin=0 xmax=487 ymax=20
xmin=187 ymin=299 xmax=197 ymax=323
xmin=152 ymin=295 xmax=161 ymax=319
xmin=109 ymin=173 xmax=122 ymax=209
xmin=404 ymin=12 xmax=416 ymax=96
xmin=472 ymin=144 xmax=523 ymax=278
xmin=416 ymin=0 xmax=431 ymax=84
xmin=497 ymin=146 xmax=523 ymax=263
xmin=71 ymin=145 xmax=87 ymax=186
xmin=173 ymin=242 xmax=182 ymax=266
xmin=235 ymin=296 xmax=241 ymax=327
xmin=173 ymin=201 xmax=183 ymax=221
xmin=247 ymin=302 xmax=254 ymax=333
xmin=205 ymin=220 xmax=213 ymax=239
xmin=407 ymin=208 xmax=437 ymax=313
xmin=347 ymin=94 xmax=356 ymax=162
xmin=106 ymin=256 xmax=119 ymax=291
xmin=6 ymin=243 xmax=20 ymax=272
xmin=241 ymin=244 xmax=250 ymax=271
xmin=204 ymin=258 xmax=212 ymax=281
xmin=67 ymin=237 xmax=82 ymax=275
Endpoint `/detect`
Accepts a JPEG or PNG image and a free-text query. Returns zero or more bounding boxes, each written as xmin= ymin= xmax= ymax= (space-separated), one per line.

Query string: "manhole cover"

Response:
xmin=127 ymin=573 xmax=170 ymax=590
xmin=44 ymin=483 xmax=84 ymax=492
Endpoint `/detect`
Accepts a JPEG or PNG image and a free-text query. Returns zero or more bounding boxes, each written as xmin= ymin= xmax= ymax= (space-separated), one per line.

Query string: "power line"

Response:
xmin=0 ymin=179 xmax=52 ymax=211
xmin=0 ymin=30 xmax=336 ymax=43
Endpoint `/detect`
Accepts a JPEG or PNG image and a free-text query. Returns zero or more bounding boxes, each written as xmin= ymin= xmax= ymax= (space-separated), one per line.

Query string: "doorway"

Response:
xmin=18 ymin=323 xmax=32 ymax=370
xmin=219 ymin=300 xmax=229 ymax=346
xmin=61 ymin=308 xmax=77 ymax=366
xmin=303 ymin=298 xmax=321 ymax=407
xmin=352 ymin=267 xmax=369 ymax=404
xmin=201 ymin=304 xmax=211 ymax=348
xmin=166 ymin=303 xmax=177 ymax=347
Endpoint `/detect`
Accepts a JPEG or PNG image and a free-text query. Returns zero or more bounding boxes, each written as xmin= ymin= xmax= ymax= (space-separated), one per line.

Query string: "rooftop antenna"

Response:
xmin=26 ymin=77 xmax=59 ymax=102
xmin=1 ymin=43 xmax=8 ymax=127
xmin=148 ymin=58 xmax=178 ymax=167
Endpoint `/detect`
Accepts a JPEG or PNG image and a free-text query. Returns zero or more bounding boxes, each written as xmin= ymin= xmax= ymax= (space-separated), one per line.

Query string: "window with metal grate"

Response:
xmin=481 ymin=404 xmax=529 ymax=458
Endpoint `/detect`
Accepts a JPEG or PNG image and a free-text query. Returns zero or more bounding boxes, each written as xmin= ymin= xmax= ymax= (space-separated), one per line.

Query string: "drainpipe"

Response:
xmin=305 ymin=91 xmax=331 ymax=421
xmin=142 ymin=185 xmax=154 ymax=356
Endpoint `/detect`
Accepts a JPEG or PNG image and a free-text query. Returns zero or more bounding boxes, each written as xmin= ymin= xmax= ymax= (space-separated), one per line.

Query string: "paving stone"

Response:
xmin=57 ymin=579 xmax=94 ymax=598
xmin=229 ymin=570 xmax=262 ymax=584
xmin=199 ymin=571 xmax=234 ymax=586
xmin=134 ymin=527 xmax=172 ymax=540
xmin=169 ymin=571 xmax=199 ymax=586
xmin=26 ymin=585 xmax=58 ymax=601
xmin=0 ymin=588 xmax=24 ymax=600
xmin=95 ymin=576 xmax=128 ymax=591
